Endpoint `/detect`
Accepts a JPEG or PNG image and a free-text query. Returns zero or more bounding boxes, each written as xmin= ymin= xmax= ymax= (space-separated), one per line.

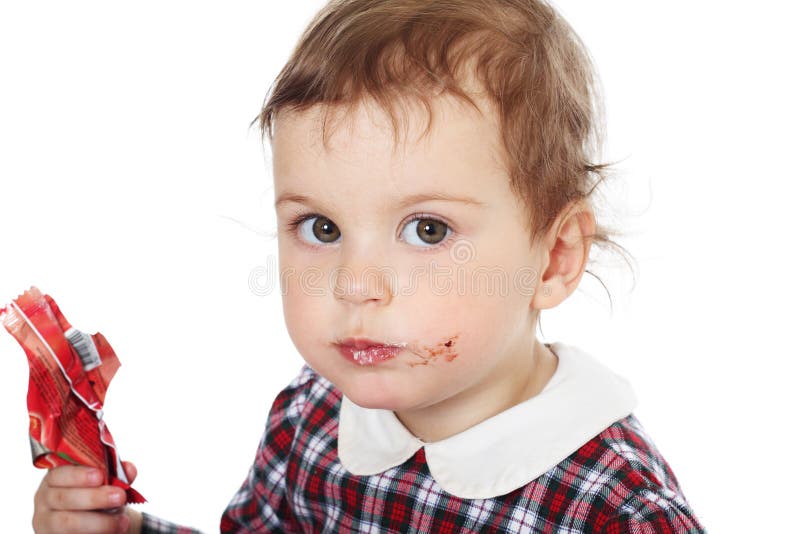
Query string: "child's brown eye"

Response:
xmin=298 ymin=216 xmax=341 ymax=244
xmin=400 ymin=217 xmax=451 ymax=247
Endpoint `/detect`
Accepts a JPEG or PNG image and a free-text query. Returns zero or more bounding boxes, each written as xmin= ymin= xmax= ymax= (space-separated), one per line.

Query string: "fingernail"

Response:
xmin=109 ymin=490 xmax=124 ymax=505
xmin=118 ymin=513 xmax=130 ymax=533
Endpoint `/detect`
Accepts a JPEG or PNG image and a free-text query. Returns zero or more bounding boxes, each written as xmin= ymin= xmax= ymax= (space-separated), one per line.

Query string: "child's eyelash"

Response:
xmin=285 ymin=210 xmax=321 ymax=232
xmin=401 ymin=211 xmax=456 ymax=238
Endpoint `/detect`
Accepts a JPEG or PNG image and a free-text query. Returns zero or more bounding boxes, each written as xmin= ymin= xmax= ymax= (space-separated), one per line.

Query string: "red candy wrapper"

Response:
xmin=0 ymin=286 xmax=145 ymax=504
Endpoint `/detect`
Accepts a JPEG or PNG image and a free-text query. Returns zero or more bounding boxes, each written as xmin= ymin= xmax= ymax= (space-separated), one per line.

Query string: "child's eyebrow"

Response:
xmin=274 ymin=192 xmax=486 ymax=209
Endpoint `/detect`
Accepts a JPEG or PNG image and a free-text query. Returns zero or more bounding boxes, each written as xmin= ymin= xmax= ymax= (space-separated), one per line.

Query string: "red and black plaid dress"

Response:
xmin=142 ymin=343 xmax=706 ymax=533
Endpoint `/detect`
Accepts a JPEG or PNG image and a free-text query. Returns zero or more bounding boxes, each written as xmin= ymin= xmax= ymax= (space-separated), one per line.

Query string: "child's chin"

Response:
xmin=342 ymin=384 xmax=416 ymax=412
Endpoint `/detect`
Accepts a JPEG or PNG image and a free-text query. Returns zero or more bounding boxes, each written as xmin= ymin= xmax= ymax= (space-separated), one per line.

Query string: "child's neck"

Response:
xmin=393 ymin=340 xmax=558 ymax=443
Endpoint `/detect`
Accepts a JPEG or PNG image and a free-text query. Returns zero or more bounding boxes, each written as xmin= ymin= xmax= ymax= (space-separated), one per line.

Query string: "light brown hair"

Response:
xmin=255 ymin=0 xmax=635 ymax=307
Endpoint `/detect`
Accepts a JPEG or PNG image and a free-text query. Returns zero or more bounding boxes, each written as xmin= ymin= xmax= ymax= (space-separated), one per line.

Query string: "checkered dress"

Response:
xmin=142 ymin=364 xmax=706 ymax=533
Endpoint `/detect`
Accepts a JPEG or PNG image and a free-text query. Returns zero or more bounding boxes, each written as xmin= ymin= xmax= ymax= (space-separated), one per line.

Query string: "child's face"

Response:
xmin=272 ymin=94 xmax=549 ymax=415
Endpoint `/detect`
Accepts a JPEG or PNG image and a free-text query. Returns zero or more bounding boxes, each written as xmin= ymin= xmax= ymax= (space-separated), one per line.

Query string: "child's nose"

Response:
xmin=331 ymin=250 xmax=395 ymax=307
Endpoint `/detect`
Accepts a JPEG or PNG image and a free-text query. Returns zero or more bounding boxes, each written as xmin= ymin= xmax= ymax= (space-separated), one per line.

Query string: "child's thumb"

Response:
xmin=122 ymin=460 xmax=138 ymax=483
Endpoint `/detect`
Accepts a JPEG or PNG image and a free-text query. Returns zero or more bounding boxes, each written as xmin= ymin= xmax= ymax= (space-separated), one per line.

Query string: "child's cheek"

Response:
xmin=281 ymin=290 xmax=330 ymax=375
xmin=278 ymin=256 xmax=326 ymax=346
xmin=406 ymin=265 xmax=524 ymax=358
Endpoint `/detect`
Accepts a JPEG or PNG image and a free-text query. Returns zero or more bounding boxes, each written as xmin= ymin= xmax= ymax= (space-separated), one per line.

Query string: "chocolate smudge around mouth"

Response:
xmin=404 ymin=334 xmax=460 ymax=367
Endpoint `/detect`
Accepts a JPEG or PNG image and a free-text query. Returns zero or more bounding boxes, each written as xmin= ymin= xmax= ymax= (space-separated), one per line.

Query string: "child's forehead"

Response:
xmin=271 ymin=92 xmax=505 ymax=177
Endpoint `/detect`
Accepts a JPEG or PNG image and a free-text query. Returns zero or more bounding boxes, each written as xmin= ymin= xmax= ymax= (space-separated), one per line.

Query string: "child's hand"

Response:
xmin=32 ymin=461 xmax=140 ymax=534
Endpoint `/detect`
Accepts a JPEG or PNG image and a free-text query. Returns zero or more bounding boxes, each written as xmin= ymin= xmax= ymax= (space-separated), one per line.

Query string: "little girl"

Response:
xmin=32 ymin=0 xmax=706 ymax=532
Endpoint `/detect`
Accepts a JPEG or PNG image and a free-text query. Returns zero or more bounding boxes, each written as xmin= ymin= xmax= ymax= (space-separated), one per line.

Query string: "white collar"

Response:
xmin=337 ymin=341 xmax=638 ymax=499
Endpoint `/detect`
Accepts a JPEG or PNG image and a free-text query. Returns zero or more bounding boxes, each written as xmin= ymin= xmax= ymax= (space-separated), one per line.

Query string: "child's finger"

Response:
xmin=121 ymin=461 xmax=137 ymax=483
xmin=44 ymin=485 xmax=126 ymax=512
xmin=45 ymin=465 xmax=103 ymax=488
xmin=40 ymin=509 xmax=127 ymax=534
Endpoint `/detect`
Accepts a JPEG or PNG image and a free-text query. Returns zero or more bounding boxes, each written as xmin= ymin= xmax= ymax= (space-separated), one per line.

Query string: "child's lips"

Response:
xmin=336 ymin=342 xmax=403 ymax=365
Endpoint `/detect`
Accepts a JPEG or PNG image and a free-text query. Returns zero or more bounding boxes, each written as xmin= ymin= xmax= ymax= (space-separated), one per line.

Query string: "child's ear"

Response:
xmin=531 ymin=199 xmax=595 ymax=310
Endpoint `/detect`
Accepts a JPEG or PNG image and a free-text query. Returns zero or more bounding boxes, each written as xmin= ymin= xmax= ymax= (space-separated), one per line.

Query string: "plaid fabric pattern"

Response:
xmin=141 ymin=511 xmax=202 ymax=533
xmin=143 ymin=364 xmax=706 ymax=533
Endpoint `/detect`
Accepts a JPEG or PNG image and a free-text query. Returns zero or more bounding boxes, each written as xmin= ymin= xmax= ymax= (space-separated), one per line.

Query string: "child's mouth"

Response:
xmin=334 ymin=335 xmax=459 ymax=367
xmin=336 ymin=342 xmax=404 ymax=365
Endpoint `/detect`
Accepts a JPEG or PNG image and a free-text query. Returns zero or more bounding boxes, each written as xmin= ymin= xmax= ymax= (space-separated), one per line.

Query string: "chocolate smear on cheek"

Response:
xmin=405 ymin=334 xmax=460 ymax=367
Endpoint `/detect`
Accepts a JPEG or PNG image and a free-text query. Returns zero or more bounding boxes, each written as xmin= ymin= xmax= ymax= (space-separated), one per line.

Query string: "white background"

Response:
xmin=1 ymin=2 xmax=797 ymax=532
